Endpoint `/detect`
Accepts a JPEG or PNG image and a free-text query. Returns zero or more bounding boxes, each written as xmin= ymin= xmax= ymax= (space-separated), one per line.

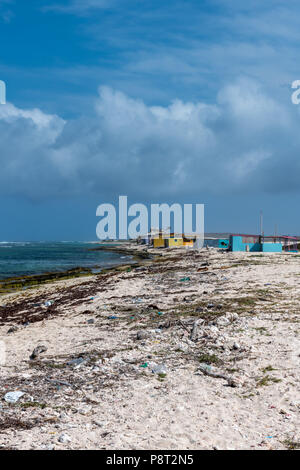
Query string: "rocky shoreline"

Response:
xmin=0 ymin=245 xmax=299 ymax=450
xmin=0 ymin=243 xmax=150 ymax=296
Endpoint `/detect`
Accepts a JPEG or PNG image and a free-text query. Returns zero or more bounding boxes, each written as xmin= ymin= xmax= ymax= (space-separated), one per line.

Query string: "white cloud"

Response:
xmin=0 ymin=79 xmax=299 ymax=201
xmin=0 ymin=102 xmax=64 ymax=131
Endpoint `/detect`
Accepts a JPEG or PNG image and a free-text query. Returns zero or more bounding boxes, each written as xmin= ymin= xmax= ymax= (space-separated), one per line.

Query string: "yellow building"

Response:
xmin=151 ymin=232 xmax=198 ymax=248
xmin=153 ymin=236 xmax=166 ymax=248
xmin=183 ymin=237 xmax=194 ymax=247
xmin=165 ymin=237 xmax=184 ymax=247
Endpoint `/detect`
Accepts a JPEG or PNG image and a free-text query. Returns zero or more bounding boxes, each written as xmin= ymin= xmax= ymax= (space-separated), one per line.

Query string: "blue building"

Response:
xmin=230 ymin=234 xmax=263 ymax=252
xmin=218 ymin=239 xmax=230 ymax=249
xmin=228 ymin=234 xmax=297 ymax=253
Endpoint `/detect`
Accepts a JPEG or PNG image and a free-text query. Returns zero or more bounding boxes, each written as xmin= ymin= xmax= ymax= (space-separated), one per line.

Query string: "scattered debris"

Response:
xmin=4 ymin=391 xmax=25 ymax=403
xmin=7 ymin=326 xmax=18 ymax=334
xmin=137 ymin=330 xmax=150 ymax=340
xmin=190 ymin=320 xmax=200 ymax=341
xmin=67 ymin=357 xmax=86 ymax=367
xmin=152 ymin=364 xmax=167 ymax=375
xmin=30 ymin=345 xmax=47 ymax=360
xmin=198 ymin=364 xmax=241 ymax=388
xmin=0 ymin=244 xmax=297 ymax=450
xmin=58 ymin=433 xmax=72 ymax=444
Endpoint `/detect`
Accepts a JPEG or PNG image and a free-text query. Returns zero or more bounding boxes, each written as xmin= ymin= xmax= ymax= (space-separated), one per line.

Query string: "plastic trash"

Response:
xmin=108 ymin=316 xmax=118 ymax=320
xmin=67 ymin=357 xmax=86 ymax=367
xmin=157 ymin=312 xmax=164 ymax=316
xmin=44 ymin=301 xmax=54 ymax=307
xmin=4 ymin=391 xmax=25 ymax=403
xmin=140 ymin=363 xmax=148 ymax=368
xmin=180 ymin=277 xmax=190 ymax=282
xmin=58 ymin=433 xmax=72 ymax=444
xmin=198 ymin=363 xmax=212 ymax=373
xmin=152 ymin=364 xmax=167 ymax=374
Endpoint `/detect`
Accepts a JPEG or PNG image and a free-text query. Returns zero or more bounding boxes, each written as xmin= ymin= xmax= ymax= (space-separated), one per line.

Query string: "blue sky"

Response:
xmin=1 ymin=0 xmax=300 ymax=240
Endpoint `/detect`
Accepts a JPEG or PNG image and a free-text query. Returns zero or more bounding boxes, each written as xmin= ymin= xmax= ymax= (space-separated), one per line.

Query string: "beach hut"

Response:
xmin=153 ymin=236 xmax=166 ymax=248
xmin=183 ymin=237 xmax=195 ymax=247
xmin=229 ymin=234 xmax=261 ymax=252
xmin=229 ymin=234 xmax=298 ymax=252
xmin=165 ymin=236 xmax=184 ymax=247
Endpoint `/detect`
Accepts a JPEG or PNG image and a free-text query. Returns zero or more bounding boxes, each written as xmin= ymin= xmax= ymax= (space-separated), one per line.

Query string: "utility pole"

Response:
xmin=260 ymin=210 xmax=263 ymax=237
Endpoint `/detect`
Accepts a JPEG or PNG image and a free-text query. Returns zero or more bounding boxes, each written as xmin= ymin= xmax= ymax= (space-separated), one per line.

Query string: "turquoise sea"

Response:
xmin=0 ymin=242 xmax=130 ymax=280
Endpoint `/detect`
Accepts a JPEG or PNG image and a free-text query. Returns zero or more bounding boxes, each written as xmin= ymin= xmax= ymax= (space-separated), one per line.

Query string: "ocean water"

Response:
xmin=0 ymin=242 xmax=131 ymax=280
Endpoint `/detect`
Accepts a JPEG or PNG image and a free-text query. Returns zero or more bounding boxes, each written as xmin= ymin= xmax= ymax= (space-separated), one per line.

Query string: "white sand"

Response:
xmin=0 ymin=248 xmax=299 ymax=450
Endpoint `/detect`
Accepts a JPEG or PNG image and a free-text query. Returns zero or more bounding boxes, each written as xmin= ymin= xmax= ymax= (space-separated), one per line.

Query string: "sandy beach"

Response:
xmin=0 ymin=245 xmax=299 ymax=450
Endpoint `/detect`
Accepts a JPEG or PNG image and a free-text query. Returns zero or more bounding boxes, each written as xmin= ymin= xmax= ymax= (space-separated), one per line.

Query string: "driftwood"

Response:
xmin=189 ymin=319 xmax=204 ymax=341
xmin=198 ymin=364 xmax=240 ymax=388
xmin=190 ymin=320 xmax=199 ymax=341
xmin=46 ymin=378 xmax=72 ymax=388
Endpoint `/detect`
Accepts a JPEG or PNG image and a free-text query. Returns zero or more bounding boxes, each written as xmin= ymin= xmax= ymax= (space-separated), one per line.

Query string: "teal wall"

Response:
xmin=230 ymin=236 xmax=261 ymax=252
xmin=230 ymin=236 xmax=283 ymax=253
xmin=261 ymin=243 xmax=282 ymax=252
